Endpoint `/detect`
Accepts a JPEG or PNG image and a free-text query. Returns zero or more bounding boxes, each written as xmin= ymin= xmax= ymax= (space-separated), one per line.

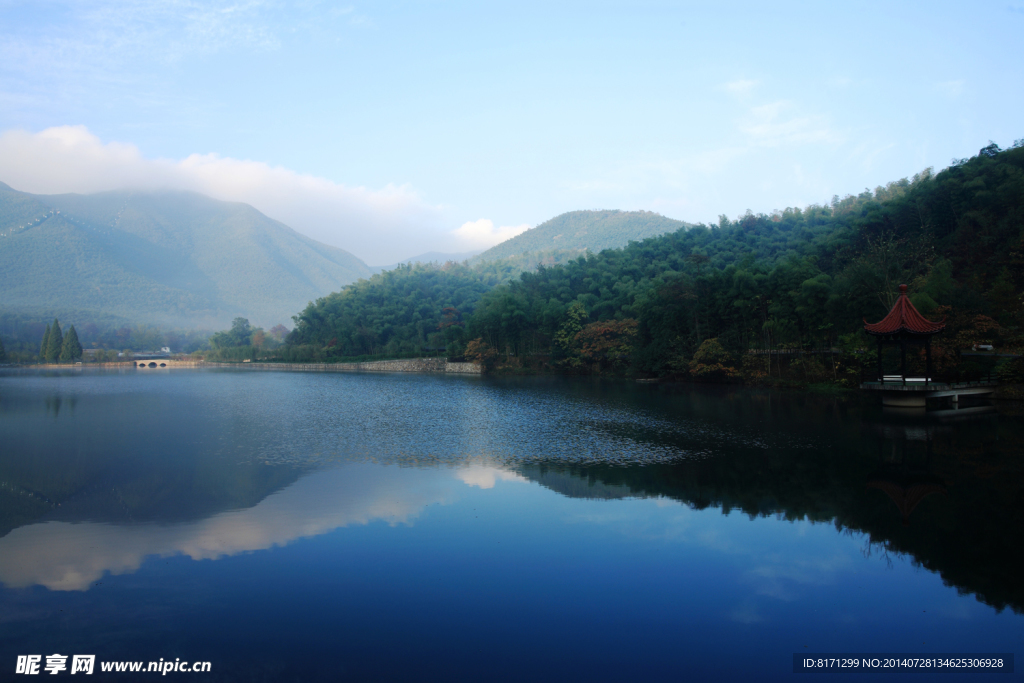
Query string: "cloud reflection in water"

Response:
xmin=0 ymin=463 xmax=523 ymax=592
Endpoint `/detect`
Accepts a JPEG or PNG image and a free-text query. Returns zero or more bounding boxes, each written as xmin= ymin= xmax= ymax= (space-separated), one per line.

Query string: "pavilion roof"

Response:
xmin=863 ymin=285 xmax=946 ymax=336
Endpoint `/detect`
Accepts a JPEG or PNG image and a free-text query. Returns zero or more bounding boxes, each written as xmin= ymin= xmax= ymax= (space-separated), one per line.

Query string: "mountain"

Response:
xmin=0 ymin=183 xmax=372 ymax=328
xmin=473 ymin=210 xmax=692 ymax=263
xmin=285 ymin=142 xmax=1024 ymax=375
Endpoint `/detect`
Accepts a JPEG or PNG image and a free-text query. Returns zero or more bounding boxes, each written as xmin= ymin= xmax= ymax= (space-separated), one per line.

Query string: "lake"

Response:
xmin=0 ymin=368 xmax=1020 ymax=681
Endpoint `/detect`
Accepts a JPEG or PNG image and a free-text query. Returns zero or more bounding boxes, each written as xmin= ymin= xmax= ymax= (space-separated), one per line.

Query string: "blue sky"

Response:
xmin=1 ymin=0 xmax=1021 ymax=263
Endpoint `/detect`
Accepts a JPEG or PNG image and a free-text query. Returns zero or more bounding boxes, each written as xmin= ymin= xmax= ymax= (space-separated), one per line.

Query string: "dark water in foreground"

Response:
xmin=0 ymin=368 xmax=1021 ymax=681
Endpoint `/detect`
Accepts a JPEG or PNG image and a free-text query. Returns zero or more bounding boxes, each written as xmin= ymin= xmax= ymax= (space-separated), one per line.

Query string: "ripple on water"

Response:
xmin=210 ymin=372 xmax=813 ymax=468
xmin=0 ymin=368 xmax=816 ymax=469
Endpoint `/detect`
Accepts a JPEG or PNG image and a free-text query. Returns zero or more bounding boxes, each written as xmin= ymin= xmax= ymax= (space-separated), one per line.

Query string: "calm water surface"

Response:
xmin=0 ymin=368 xmax=1021 ymax=681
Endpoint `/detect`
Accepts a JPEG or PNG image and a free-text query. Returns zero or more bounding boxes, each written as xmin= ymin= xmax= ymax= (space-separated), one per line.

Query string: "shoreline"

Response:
xmin=9 ymin=357 xmax=482 ymax=375
xmin=6 ymin=360 xmax=1020 ymax=400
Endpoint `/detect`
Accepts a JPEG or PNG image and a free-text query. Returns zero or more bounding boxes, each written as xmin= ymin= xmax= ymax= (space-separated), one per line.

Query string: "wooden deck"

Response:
xmin=860 ymin=378 xmax=998 ymax=407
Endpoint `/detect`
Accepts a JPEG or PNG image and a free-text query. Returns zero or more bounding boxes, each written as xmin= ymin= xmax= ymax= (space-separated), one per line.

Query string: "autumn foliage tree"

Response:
xmin=688 ymin=338 xmax=739 ymax=379
xmin=576 ymin=319 xmax=638 ymax=371
xmin=464 ymin=337 xmax=498 ymax=369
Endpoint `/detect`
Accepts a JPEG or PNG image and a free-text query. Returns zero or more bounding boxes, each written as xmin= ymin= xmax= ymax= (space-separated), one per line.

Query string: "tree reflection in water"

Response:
xmin=516 ymin=397 xmax=1022 ymax=614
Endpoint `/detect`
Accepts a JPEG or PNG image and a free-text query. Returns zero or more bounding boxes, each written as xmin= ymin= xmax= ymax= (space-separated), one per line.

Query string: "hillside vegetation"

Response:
xmin=473 ymin=210 xmax=691 ymax=263
xmin=284 ymin=261 xmax=513 ymax=359
xmin=284 ymin=141 xmax=1024 ymax=382
xmin=0 ymin=184 xmax=371 ymax=329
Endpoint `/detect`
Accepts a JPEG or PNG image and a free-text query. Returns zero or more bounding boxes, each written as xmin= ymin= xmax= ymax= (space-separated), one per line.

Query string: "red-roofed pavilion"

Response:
xmin=864 ymin=285 xmax=946 ymax=384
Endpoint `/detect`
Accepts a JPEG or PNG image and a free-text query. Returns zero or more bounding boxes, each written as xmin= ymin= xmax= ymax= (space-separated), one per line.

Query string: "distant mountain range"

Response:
xmin=0 ymin=183 xmax=693 ymax=332
xmin=0 ymin=183 xmax=371 ymax=328
xmin=473 ymin=210 xmax=692 ymax=263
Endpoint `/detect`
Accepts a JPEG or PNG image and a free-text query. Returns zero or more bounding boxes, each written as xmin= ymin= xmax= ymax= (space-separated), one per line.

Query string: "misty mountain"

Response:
xmin=0 ymin=183 xmax=371 ymax=328
xmin=473 ymin=210 xmax=692 ymax=263
xmin=370 ymin=249 xmax=483 ymax=274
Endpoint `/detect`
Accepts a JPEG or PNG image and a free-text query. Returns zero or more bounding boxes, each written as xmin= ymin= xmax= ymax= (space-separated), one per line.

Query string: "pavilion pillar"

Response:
xmin=900 ymin=336 xmax=907 ymax=385
xmin=877 ymin=338 xmax=883 ymax=382
xmin=925 ymin=337 xmax=932 ymax=384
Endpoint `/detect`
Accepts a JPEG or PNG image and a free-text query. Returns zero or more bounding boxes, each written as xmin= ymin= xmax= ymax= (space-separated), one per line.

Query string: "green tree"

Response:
xmin=288 ymin=262 xmax=498 ymax=359
xmin=211 ymin=317 xmax=253 ymax=348
xmin=39 ymin=324 xmax=51 ymax=361
xmin=552 ymin=301 xmax=588 ymax=368
xmin=45 ymin=319 xmax=63 ymax=363
xmin=60 ymin=325 xmax=83 ymax=361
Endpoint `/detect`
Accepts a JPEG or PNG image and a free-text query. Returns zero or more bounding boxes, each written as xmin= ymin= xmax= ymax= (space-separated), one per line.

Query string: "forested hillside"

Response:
xmin=285 ymin=141 xmax=1023 ymax=381
xmin=285 ymin=261 xmax=512 ymax=359
xmin=0 ymin=184 xmax=371 ymax=329
xmin=473 ymin=210 xmax=691 ymax=263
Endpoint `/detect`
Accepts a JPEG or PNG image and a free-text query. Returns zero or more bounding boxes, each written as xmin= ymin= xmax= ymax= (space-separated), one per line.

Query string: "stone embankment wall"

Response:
xmin=204 ymin=358 xmax=483 ymax=375
xmin=444 ymin=361 xmax=482 ymax=374
xmin=31 ymin=360 xmax=205 ymax=369
xmin=25 ymin=358 xmax=482 ymax=374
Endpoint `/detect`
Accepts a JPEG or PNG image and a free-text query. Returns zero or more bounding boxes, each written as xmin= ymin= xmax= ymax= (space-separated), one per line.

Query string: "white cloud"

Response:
xmin=451 ymin=218 xmax=530 ymax=250
xmin=0 ymin=125 xmax=446 ymax=264
xmin=739 ymin=101 xmax=843 ymax=148
xmin=721 ymin=79 xmax=757 ymax=96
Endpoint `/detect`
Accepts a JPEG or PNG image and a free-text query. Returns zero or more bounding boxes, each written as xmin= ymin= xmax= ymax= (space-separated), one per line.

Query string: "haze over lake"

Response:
xmin=1 ymin=368 xmax=1020 ymax=680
